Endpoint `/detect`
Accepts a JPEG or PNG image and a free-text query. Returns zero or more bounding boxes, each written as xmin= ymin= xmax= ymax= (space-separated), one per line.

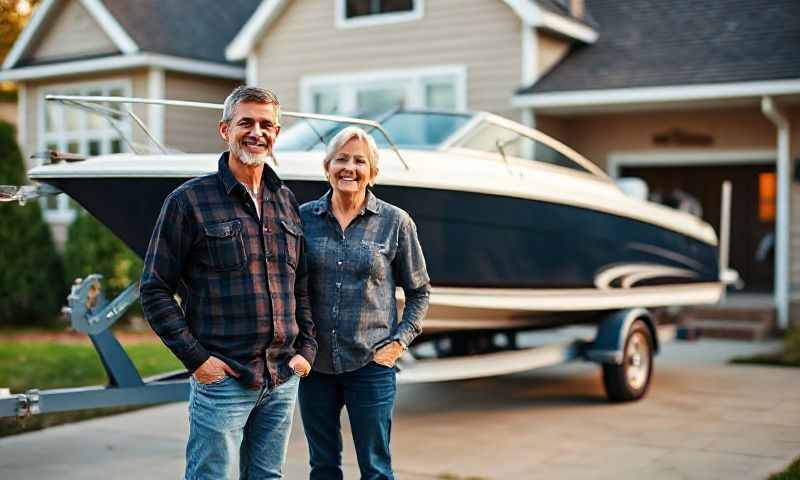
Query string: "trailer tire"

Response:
xmin=602 ymin=319 xmax=653 ymax=402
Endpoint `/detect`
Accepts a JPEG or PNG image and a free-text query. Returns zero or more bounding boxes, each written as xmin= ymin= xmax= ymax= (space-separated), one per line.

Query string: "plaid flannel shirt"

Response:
xmin=140 ymin=152 xmax=316 ymax=389
xmin=300 ymin=190 xmax=430 ymax=374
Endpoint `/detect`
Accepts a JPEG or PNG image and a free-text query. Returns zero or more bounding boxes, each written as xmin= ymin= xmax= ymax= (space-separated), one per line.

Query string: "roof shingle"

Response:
xmin=520 ymin=0 xmax=800 ymax=94
xmin=102 ymin=0 xmax=260 ymax=64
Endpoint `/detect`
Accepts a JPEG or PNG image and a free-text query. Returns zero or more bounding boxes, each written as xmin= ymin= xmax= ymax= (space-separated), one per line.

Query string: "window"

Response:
xmin=337 ymin=0 xmax=422 ymax=28
xmin=277 ymin=112 xmax=472 ymax=152
xmin=759 ymin=172 xmax=776 ymax=222
xmin=457 ymin=122 xmax=592 ymax=175
xmin=39 ymin=82 xmax=131 ymax=223
xmin=346 ymin=0 xmax=414 ymax=17
xmin=310 ymin=87 xmax=340 ymax=115
xmin=301 ymin=67 xmax=466 ymax=117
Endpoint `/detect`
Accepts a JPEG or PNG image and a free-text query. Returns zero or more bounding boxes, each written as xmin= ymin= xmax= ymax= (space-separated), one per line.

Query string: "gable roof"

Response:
xmin=102 ymin=0 xmax=259 ymax=64
xmin=3 ymin=0 xmax=135 ymax=69
xmin=225 ymin=0 xmax=597 ymax=61
xmin=3 ymin=0 xmax=259 ymax=70
xmin=519 ymin=0 xmax=800 ymax=95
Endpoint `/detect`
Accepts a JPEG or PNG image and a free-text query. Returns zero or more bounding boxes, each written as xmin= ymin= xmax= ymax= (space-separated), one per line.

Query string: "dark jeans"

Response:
xmin=299 ymin=362 xmax=397 ymax=480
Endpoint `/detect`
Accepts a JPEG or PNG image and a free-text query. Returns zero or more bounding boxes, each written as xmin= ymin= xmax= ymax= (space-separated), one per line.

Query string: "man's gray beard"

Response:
xmin=230 ymin=141 xmax=269 ymax=167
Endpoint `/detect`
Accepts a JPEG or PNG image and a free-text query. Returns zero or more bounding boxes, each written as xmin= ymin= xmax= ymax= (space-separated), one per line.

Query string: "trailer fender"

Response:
xmin=584 ymin=308 xmax=658 ymax=365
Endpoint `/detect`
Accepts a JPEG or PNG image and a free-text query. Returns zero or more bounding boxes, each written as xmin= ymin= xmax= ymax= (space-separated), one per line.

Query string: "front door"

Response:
xmin=620 ymin=163 xmax=775 ymax=292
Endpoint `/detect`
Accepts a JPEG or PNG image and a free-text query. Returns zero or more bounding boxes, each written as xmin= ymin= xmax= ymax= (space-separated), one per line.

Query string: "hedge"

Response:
xmin=0 ymin=121 xmax=66 ymax=325
xmin=63 ymin=211 xmax=143 ymax=301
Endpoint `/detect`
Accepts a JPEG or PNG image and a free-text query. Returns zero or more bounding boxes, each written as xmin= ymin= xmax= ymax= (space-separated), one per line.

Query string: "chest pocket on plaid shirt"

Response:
xmin=203 ymin=219 xmax=246 ymax=271
xmin=280 ymin=220 xmax=303 ymax=269
xmin=360 ymin=240 xmax=390 ymax=280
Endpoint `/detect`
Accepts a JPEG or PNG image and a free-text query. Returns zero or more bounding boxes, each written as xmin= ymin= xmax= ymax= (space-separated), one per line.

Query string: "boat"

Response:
xmin=19 ymin=96 xmax=724 ymax=336
xmin=0 ymin=95 xmax=734 ymax=410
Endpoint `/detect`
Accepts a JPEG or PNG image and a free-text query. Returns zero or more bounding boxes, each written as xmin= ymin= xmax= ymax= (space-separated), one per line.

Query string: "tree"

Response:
xmin=0 ymin=0 xmax=38 ymax=62
xmin=62 ymin=211 xmax=143 ymax=301
xmin=0 ymin=120 xmax=65 ymax=325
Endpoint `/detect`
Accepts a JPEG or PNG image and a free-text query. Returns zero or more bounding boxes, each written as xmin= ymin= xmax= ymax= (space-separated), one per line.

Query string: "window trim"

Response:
xmin=335 ymin=0 xmax=424 ymax=29
xmin=37 ymin=79 xmax=132 ymax=223
xmin=300 ymin=65 xmax=467 ymax=115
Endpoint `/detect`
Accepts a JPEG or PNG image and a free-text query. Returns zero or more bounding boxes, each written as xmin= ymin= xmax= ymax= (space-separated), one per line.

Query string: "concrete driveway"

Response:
xmin=1 ymin=336 xmax=798 ymax=479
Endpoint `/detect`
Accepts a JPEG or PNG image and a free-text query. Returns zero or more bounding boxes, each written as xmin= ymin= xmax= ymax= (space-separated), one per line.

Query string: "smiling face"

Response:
xmin=327 ymin=137 xmax=375 ymax=196
xmin=219 ymin=102 xmax=281 ymax=167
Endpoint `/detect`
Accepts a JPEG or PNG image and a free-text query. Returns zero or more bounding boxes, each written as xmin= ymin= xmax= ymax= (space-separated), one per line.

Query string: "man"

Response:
xmin=141 ymin=86 xmax=316 ymax=479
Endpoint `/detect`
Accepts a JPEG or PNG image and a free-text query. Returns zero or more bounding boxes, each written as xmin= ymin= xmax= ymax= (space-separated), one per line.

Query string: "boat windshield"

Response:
xmin=454 ymin=121 xmax=596 ymax=176
xmin=276 ymin=111 xmax=473 ymax=152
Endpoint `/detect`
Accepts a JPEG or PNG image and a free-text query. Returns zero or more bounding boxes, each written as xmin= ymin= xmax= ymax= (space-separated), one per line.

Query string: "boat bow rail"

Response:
xmin=43 ymin=95 xmax=411 ymax=170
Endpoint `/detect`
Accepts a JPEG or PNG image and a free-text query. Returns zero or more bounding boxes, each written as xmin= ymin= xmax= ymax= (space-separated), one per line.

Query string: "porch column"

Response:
xmin=761 ymin=96 xmax=791 ymax=330
xmin=147 ymin=67 xmax=165 ymax=145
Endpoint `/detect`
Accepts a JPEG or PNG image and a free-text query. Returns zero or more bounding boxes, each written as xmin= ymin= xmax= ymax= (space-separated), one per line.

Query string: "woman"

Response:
xmin=298 ymin=126 xmax=430 ymax=479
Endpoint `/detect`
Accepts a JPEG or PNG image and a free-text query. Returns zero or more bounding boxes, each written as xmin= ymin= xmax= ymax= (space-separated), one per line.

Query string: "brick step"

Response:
xmin=682 ymin=318 xmax=775 ymax=341
xmin=681 ymin=307 xmax=776 ymax=323
xmin=679 ymin=304 xmax=777 ymax=340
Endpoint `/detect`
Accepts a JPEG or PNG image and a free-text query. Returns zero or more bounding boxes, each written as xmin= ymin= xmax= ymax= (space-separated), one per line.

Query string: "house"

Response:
xmin=224 ymin=0 xmax=800 ymax=329
xmin=2 ymin=0 xmax=798 ymax=328
xmin=0 ymin=0 xmax=257 ymax=242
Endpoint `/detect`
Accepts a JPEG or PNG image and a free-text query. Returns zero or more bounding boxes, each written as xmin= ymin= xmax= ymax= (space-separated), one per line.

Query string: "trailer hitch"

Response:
xmin=64 ymin=275 xmax=140 ymax=335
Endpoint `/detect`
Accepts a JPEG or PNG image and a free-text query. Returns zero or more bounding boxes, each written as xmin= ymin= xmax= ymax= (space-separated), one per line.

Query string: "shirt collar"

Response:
xmin=217 ymin=151 xmax=283 ymax=197
xmin=313 ymin=189 xmax=382 ymax=216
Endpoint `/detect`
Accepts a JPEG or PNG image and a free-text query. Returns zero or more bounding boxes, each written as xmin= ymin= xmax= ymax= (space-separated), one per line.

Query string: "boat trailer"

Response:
xmin=1 ymin=272 xmax=671 ymax=418
xmin=0 ymin=275 xmax=189 ymax=418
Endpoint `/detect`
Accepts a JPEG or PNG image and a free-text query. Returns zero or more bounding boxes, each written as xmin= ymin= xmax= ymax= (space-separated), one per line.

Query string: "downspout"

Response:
xmin=761 ymin=96 xmax=790 ymax=330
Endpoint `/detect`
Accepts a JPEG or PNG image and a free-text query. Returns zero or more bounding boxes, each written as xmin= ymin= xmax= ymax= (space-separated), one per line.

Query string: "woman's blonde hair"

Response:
xmin=323 ymin=126 xmax=380 ymax=184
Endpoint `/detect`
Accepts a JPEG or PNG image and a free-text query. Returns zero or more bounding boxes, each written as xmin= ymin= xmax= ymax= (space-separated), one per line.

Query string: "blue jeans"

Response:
xmin=299 ymin=362 xmax=397 ymax=480
xmin=185 ymin=375 xmax=299 ymax=480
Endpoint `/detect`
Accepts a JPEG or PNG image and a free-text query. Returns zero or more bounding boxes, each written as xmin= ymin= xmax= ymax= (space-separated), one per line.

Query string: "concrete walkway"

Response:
xmin=1 ymin=336 xmax=798 ymax=479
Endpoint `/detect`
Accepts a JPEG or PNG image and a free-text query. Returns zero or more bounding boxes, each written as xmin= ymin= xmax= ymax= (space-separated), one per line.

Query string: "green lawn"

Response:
xmin=731 ymin=328 xmax=800 ymax=367
xmin=0 ymin=341 xmax=182 ymax=391
xmin=769 ymin=455 xmax=800 ymax=480
xmin=0 ymin=336 xmax=182 ymax=437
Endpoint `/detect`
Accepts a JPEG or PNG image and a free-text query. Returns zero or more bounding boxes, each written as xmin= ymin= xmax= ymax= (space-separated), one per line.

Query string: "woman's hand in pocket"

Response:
xmin=289 ymin=354 xmax=311 ymax=377
xmin=373 ymin=341 xmax=404 ymax=367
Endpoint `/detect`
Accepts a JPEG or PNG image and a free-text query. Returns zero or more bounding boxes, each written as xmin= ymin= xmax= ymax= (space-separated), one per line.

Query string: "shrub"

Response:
xmin=0 ymin=121 xmax=66 ymax=325
xmin=63 ymin=210 xmax=143 ymax=300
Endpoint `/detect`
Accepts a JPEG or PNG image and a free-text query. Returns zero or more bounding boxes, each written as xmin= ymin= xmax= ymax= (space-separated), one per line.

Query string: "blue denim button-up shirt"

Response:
xmin=300 ymin=190 xmax=430 ymax=374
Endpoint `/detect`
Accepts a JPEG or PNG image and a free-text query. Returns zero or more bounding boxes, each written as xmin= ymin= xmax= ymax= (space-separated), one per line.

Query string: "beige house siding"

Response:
xmin=22 ymin=69 xmax=149 ymax=169
xmin=22 ymin=83 xmax=37 ymax=158
xmin=535 ymin=116 xmax=570 ymax=144
xmin=537 ymin=33 xmax=571 ymax=78
xmin=163 ymin=72 xmax=238 ymax=153
xmin=26 ymin=0 xmax=118 ymax=63
xmin=543 ymin=108 xmax=776 ymax=170
xmin=254 ymin=0 xmax=522 ymax=120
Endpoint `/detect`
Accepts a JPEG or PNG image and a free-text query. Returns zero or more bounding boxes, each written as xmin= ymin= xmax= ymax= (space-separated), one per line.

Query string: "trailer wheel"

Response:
xmin=602 ymin=319 xmax=653 ymax=402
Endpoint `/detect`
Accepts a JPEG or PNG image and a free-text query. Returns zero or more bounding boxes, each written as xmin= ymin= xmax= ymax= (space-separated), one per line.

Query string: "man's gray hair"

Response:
xmin=221 ymin=86 xmax=281 ymax=124
xmin=323 ymin=126 xmax=380 ymax=183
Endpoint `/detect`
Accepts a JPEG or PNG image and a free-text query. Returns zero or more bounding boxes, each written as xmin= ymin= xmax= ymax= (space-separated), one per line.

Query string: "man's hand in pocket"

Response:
xmin=193 ymin=356 xmax=238 ymax=384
